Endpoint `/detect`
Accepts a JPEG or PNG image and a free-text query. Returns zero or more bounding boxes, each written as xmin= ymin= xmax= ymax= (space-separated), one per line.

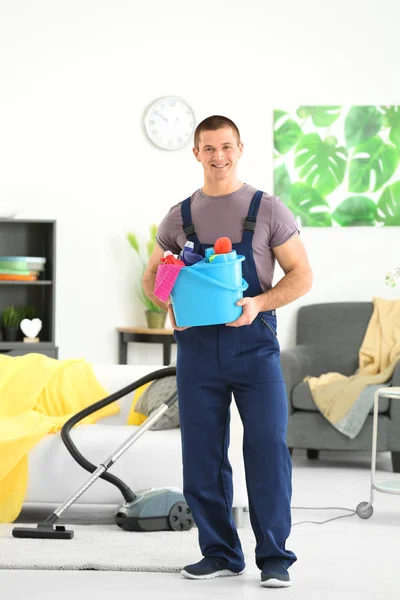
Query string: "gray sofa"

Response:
xmin=280 ymin=302 xmax=400 ymax=472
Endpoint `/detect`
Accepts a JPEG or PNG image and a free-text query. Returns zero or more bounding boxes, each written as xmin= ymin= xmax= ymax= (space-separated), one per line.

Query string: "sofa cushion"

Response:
xmin=135 ymin=375 xmax=179 ymax=430
xmin=292 ymin=382 xmax=389 ymax=414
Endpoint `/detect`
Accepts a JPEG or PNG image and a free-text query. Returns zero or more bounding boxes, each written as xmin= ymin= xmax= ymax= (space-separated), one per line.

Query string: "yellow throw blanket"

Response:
xmin=0 ymin=353 xmax=119 ymax=523
xmin=305 ymin=297 xmax=400 ymax=426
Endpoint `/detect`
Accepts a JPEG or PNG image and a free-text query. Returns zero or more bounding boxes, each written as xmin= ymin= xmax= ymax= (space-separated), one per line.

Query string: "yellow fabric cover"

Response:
xmin=305 ymin=297 xmax=400 ymax=424
xmin=127 ymin=382 xmax=151 ymax=426
xmin=0 ymin=353 xmax=120 ymax=523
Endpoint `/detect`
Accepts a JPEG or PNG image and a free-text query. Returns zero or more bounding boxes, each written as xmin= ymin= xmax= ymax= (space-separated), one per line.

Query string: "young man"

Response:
xmin=143 ymin=116 xmax=313 ymax=588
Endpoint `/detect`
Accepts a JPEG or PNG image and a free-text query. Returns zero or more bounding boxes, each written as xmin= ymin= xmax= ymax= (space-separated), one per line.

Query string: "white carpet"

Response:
xmin=0 ymin=524 xmax=255 ymax=572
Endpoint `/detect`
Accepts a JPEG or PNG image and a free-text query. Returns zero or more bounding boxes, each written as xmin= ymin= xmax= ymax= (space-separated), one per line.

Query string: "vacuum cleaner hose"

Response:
xmin=61 ymin=366 xmax=177 ymax=503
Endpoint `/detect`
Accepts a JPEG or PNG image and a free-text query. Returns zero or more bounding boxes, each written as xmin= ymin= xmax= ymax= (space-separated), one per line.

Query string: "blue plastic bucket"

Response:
xmin=171 ymin=255 xmax=249 ymax=327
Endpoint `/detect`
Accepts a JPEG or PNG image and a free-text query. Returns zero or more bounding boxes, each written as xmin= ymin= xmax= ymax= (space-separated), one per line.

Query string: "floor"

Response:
xmin=2 ymin=449 xmax=400 ymax=600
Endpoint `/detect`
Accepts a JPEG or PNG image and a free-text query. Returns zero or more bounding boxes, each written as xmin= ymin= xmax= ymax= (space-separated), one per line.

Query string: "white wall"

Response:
xmin=0 ymin=0 xmax=399 ymax=364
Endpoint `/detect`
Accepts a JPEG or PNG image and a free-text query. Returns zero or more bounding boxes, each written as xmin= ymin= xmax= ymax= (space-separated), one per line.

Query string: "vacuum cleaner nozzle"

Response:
xmin=12 ymin=523 xmax=74 ymax=539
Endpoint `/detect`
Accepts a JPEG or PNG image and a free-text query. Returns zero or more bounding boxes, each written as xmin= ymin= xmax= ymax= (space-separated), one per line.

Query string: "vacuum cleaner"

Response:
xmin=12 ymin=366 xmax=194 ymax=540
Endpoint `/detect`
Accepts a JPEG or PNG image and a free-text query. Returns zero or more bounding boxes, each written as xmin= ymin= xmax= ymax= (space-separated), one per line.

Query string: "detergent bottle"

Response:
xmin=180 ymin=241 xmax=202 ymax=266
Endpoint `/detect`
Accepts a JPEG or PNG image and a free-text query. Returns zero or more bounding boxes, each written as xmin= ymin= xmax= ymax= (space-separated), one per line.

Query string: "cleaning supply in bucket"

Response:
xmin=171 ymin=237 xmax=249 ymax=327
xmin=179 ymin=241 xmax=203 ymax=266
xmin=208 ymin=237 xmax=236 ymax=264
xmin=205 ymin=247 xmax=215 ymax=262
xmin=213 ymin=237 xmax=232 ymax=254
xmin=209 ymin=251 xmax=237 ymax=264
xmin=161 ymin=251 xmax=185 ymax=266
xmin=154 ymin=252 xmax=185 ymax=302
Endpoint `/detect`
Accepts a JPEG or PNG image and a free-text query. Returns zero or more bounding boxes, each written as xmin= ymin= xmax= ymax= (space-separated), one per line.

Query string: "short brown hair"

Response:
xmin=194 ymin=115 xmax=241 ymax=149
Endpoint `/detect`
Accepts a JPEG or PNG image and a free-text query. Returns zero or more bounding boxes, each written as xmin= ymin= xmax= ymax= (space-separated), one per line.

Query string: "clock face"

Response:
xmin=144 ymin=96 xmax=195 ymax=150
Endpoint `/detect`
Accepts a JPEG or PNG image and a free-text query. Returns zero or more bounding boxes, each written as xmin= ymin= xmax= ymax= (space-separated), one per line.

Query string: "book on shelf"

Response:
xmin=0 ymin=257 xmax=45 ymax=281
xmin=0 ymin=273 xmax=39 ymax=281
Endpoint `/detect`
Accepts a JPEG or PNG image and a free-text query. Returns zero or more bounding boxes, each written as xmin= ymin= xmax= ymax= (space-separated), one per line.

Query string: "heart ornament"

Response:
xmin=20 ymin=318 xmax=42 ymax=339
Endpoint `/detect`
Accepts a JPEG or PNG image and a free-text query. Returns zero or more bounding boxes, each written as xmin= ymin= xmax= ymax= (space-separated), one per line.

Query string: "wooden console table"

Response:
xmin=117 ymin=327 xmax=176 ymax=366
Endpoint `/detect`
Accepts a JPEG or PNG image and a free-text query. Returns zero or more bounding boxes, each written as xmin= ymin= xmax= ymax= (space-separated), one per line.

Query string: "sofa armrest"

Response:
xmin=389 ymin=360 xmax=400 ymax=423
xmin=280 ymin=344 xmax=316 ymax=414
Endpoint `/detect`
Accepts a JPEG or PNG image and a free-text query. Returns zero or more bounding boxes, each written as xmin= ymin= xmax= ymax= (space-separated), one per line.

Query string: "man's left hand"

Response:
xmin=225 ymin=296 xmax=259 ymax=327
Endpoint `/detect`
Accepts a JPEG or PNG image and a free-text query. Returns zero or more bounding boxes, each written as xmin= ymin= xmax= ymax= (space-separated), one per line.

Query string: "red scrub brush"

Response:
xmin=214 ymin=237 xmax=232 ymax=254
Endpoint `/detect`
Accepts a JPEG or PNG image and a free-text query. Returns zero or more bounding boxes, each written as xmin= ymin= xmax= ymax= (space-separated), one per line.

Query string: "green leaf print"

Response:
xmin=348 ymin=137 xmax=398 ymax=193
xmin=376 ymin=181 xmax=400 ymax=226
xmin=274 ymin=111 xmax=302 ymax=154
xmin=344 ymin=106 xmax=382 ymax=148
xmin=296 ymin=106 xmax=341 ymax=127
xmin=380 ymin=105 xmax=400 ymax=153
xmin=274 ymin=164 xmax=291 ymax=205
xmin=289 ymin=182 xmax=332 ymax=226
xmin=295 ymin=133 xmax=347 ymax=196
xmin=332 ymin=196 xmax=377 ymax=226
xmin=274 ymin=110 xmax=286 ymax=125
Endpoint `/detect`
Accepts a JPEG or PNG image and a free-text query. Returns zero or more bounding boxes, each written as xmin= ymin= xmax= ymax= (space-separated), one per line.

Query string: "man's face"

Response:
xmin=193 ymin=127 xmax=243 ymax=181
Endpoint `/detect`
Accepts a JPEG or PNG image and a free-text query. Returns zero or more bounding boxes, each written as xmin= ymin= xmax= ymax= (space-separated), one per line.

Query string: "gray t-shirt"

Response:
xmin=156 ymin=183 xmax=299 ymax=292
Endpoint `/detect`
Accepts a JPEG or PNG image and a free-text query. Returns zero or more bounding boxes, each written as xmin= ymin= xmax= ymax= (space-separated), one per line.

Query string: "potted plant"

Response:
xmin=127 ymin=224 xmax=167 ymax=329
xmin=1 ymin=305 xmax=24 ymax=342
xmin=386 ymin=267 xmax=400 ymax=288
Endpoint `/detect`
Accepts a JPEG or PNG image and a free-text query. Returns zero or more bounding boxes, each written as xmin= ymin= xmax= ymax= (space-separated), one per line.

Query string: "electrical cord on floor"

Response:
xmin=291 ymin=506 xmax=357 ymax=526
xmin=244 ymin=505 xmax=357 ymax=526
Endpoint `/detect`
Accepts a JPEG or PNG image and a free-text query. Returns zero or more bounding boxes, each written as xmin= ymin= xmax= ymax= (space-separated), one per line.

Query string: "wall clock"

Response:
xmin=144 ymin=96 xmax=195 ymax=150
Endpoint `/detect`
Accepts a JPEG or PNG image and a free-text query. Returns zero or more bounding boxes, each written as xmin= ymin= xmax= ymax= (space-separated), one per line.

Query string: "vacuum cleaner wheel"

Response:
xmin=168 ymin=501 xmax=194 ymax=531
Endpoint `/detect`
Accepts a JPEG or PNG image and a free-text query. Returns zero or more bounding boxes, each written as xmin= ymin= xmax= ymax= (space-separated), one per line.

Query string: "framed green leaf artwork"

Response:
xmin=273 ymin=106 xmax=400 ymax=226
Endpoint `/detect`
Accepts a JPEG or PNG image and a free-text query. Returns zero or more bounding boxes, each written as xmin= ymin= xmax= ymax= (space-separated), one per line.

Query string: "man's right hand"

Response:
xmin=167 ymin=299 xmax=190 ymax=331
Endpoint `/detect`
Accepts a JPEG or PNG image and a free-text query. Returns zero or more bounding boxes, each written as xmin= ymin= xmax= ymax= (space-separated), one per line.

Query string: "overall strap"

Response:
xmin=180 ymin=197 xmax=201 ymax=248
xmin=242 ymin=190 xmax=263 ymax=241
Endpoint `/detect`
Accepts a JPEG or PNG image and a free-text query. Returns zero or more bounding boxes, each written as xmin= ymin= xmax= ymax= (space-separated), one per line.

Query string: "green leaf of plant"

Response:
xmin=274 ymin=112 xmax=302 ymax=154
xmin=348 ymin=137 xmax=398 ymax=193
xmin=295 ymin=133 xmax=347 ymax=196
xmin=376 ymin=181 xmax=400 ymax=225
xmin=127 ymin=227 xmax=163 ymax=312
xmin=149 ymin=223 xmax=158 ymax=240
xmin=296 ymin=106 xmax=341 ymax=127
xmin=146 ymin=224 xmax=158 ymax=258
xmin=274 ymin=164 xmax=291 ymax=205
xmin=332 ymin=196 xmax=377 ymax=226
xmin=289 ymin=182 xmax=332 ymax=226
xmin=379 ymin=105 xmax=400 ymax=152
xmin=344 ymin=106 xmax=382 ymax=148
xmin=127 ymin=233 xmax=140 ymax=253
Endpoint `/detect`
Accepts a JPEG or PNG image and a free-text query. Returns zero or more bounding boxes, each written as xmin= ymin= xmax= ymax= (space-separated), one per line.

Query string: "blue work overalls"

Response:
xmin=175 ymin=190 xmax=297 ymax=572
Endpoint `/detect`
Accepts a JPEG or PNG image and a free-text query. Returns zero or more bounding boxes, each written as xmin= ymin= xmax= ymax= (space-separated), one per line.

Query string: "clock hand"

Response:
xmin=155 ymin=110 xmax=168 ymax=122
